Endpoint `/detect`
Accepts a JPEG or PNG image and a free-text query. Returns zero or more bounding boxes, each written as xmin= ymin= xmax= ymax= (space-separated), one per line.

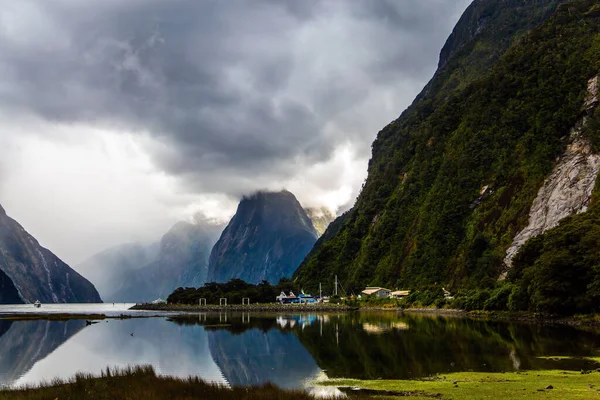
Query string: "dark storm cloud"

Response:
xmin=0 ymin=0 xmax=471 ymax=195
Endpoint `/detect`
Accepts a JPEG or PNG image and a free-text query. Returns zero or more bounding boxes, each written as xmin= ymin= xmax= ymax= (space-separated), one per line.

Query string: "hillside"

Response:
xmin=0 ymin=204 xmax=101 ymax=303
xmin=207 ymin=191 xmax=317 ymax=284
xmin=295 ymin=0 xmax=600 ymax=294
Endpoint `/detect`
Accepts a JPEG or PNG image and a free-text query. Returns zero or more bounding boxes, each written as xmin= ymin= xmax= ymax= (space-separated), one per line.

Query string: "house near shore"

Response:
xmin=276 ymin=290 xmax=318 ymax=304
xmin=361 ymin=287 xmax=391 ymax=298
xmin=276 ymin=291 xmax=296 ymax=302
xmin=390 ymin=290 xmax=410 ymax=299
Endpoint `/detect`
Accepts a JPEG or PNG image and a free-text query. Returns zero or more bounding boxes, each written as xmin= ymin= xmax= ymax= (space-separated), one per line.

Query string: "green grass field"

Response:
xmin=322 ymin=368 xmax=600 ymax=399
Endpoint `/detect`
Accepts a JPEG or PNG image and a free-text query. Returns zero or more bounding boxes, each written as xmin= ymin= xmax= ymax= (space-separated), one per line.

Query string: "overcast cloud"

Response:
xmin=0 ymin=0 xmax=471 ymax=264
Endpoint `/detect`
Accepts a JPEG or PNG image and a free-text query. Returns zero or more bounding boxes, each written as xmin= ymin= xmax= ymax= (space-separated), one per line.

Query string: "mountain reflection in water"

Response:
xmin=1 ymin=311 xmax=600 ymax=389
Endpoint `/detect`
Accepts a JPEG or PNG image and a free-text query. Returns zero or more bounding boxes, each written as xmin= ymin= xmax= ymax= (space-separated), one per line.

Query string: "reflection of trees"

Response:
xmin=168 ymin=312 xmax=600 ymax=380
xmin=0 ymin=320 xmax=86 ymax=386
xmin=295 ymin=313 xmax=600 ymax=379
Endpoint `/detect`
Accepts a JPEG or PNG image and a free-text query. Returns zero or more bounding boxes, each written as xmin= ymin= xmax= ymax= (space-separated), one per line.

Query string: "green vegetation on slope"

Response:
xmin=449 ymin=168 xmax=600 ymax=315
xmin=295 ymin=0 xmax=600 ymax=297
xmin=506 ymin=199 xmax=600 ymax=314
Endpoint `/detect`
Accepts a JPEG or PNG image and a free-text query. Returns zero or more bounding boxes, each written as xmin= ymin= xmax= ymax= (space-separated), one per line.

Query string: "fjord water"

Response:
xmin=1 ymin=311 xmax=600 ymax=389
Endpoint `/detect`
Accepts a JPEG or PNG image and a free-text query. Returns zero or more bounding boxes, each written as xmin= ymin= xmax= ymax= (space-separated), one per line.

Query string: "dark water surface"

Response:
xmin=1 ymin=311 xmax=600 ymax=389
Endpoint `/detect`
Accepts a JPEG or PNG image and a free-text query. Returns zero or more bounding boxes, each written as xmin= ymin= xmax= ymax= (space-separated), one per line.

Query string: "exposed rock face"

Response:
xmin=0 ymin=204 xmax=102 ymax=304
xmin=305 ymin=208 xmax=336 ymax=237
xmin=504 ymin=75 xmax=600 ymax=270
xmin=207 ymin=191 xmax=317 ymax=284
xmin=78 ymin=221 xmax=222 ymax=302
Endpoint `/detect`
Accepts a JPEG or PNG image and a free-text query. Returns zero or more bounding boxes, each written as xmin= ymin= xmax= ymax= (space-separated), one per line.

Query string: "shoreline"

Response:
xmin=0 ymin=303 xmax=597 ymax=327
xmin=0 ymin=312 xmax=169 ymax=321
xmin=129 ymin=303 xmax=358 ymax=313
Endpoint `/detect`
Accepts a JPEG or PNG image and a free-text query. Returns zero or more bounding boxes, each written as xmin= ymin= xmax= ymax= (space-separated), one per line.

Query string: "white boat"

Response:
xmin=33 ymin=300 xmax=41 ymax=308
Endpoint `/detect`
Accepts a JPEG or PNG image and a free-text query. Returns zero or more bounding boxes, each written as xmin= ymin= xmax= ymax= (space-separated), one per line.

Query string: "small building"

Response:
xmin=278 ymin=290 xmax=317 ymax=304
xmin=361 ymin=287 xmax=391 ymax=298
xmin=151 ymin=298 xmax=167 ymax=304
xmin=390 ymin=290 xmax=410 ymax=299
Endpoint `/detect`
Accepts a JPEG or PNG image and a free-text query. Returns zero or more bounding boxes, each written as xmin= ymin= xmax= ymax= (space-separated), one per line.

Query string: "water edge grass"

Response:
xmin=0 ymin=365 xmax=382 ymax=400
xmin=320 ymin=368 xmax=600 ymax=399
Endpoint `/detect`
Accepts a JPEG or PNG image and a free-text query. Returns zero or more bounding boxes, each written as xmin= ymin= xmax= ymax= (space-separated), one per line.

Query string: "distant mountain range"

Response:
xmin=0 ymin=203 xmax=101 ymax=304
xmin=207 ymin=191 xmax=318 ymax=285
xmin=78 ymin=190 xmax=328 ymax=301
xmin=77 ymin=221 xmax=223 ymax=302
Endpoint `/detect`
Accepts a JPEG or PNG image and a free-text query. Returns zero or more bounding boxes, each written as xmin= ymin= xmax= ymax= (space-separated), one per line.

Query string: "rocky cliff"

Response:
xmin=207 ymin=191 xmax=317 ymax=284
xmin=0 ymin=204 xmax=101 ymax=303
xmin=504 ymin=75 xmax=600 ymax=271
xmin=294 ymin=0 xmax=598 ymax=293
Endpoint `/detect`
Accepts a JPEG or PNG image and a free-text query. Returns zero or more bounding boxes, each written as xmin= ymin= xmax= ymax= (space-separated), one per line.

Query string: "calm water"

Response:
xmin=0 ymin=303 xmax=137 ymax=316
xmin=1 ymin=310 xmax=600 ymax=391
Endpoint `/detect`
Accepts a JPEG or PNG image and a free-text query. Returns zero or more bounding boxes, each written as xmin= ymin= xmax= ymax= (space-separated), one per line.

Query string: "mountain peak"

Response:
xmin=207 ymin=190 xmax=317 ymax=284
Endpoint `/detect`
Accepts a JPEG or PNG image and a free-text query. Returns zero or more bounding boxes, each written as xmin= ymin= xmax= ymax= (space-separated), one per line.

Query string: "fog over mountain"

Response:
xmin=0 ymin=0 xmax=471 ymax=265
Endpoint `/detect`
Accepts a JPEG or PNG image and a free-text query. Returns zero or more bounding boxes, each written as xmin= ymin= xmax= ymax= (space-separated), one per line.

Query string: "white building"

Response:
xmin=361 ymin=287 xmax=391 ymax=298
xmin=390 ymin=290 xmax=410 ymax=299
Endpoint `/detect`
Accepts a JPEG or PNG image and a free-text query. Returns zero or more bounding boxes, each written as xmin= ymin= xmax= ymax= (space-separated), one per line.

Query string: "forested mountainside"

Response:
xmin=295 ymin=0 xmax=600 ymax=296
xmin=208 ymin=191 xmax=317 ymax=285
xmin=0 ymin=204 xmax=101 ymax=303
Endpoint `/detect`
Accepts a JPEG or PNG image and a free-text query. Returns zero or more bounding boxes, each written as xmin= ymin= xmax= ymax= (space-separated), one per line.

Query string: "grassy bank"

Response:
xmin=322 ymin=366 xmax=600 ymax=399
xmin=3 ymin=363 xmax=600 ymax=399
xmin=0 ymin=366 xmax=352 ymax=400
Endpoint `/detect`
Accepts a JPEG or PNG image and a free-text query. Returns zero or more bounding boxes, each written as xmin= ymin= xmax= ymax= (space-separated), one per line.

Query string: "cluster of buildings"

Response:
xmin=274 ymin=287 xmax=418 ymax=303
xmin=276 ymin=290 xmax=318 ymax=304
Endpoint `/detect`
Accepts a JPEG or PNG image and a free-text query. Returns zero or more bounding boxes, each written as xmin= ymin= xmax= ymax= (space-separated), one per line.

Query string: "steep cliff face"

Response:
xmin=295 ymin=0 xmax=600 ymax=293
xmin=0 ymin=205 xmax=101 ymax=303
xmin=207 ymin=191 xmax=317 ymax=284
xmin=504 ymin=76 xmax=600 ymax=271
xmin=438 ymin=0 xmax=563 ymax=70
xmin=79 ymin=221 xmax=222 ymax=302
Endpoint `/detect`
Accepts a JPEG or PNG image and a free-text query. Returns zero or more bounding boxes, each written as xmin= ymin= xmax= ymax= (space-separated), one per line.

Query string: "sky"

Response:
xmin=0 ymin=0 xmax=472 ymax=265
